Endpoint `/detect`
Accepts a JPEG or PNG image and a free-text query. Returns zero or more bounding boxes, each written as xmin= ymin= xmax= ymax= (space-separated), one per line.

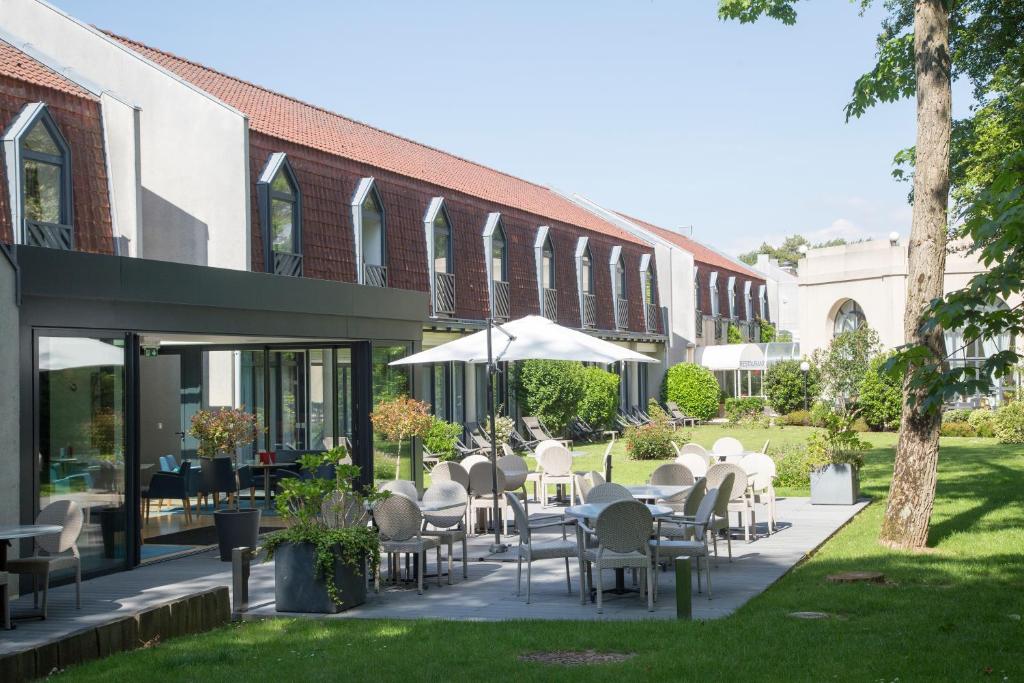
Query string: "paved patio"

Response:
xmin=1 ymin=495 xmax=868 ymax=656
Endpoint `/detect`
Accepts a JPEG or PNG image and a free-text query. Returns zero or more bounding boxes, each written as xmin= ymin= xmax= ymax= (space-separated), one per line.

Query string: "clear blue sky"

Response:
xmin=57 ymin=0 xmax=971 ymax=256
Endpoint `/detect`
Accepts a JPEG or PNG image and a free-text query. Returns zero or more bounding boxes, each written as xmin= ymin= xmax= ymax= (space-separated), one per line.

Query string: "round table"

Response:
xmin=624 ymin=485 xmax=692 ymax=501
xmin=249 ymin=462 xmax=300 ymax=509
xmin=0 ymin=524 xmax=63 ymax=630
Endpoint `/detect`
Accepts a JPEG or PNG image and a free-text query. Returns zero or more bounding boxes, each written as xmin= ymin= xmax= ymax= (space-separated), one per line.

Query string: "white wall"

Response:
xmin=99 ymin=92 xmax=142 ymax=255
xmin=754 ymin=254 xmax=800 ymax=339
xmin=5 ymin=0 xmax=250 ymax=270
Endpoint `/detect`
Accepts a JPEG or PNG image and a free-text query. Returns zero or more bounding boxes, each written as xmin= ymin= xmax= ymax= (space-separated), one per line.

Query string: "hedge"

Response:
xmin=764 ymin=359 xmax=822 ymax=415
xmin=858 ymin=354 xmax=903 ymax=431
xmin=515 ymin=359 xmax=586 ymax=435
xmin=662 ymin=363 xmax=720 ymax=421
xmin=577 ymin=366 xmax=620 ymax=430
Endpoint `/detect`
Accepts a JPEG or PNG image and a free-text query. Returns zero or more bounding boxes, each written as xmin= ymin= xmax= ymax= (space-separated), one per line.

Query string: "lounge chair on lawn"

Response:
xmin=522 ymin=416 xmax=572 ymax=448
xmin=568 ymin=417 xmax=599 ymax=443
xmin=665 ymin=401 xmax=698 ymax=427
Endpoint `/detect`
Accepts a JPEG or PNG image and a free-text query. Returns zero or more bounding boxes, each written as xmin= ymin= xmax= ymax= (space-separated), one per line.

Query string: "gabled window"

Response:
xmin=727 ymin=276 xmax=737 ymax=318
xmin=424 ymin=198 xmax=454 ymax=315
xmin=542 ymin=236 xmax=555 ymax=290
xmin=534 ymin=226 xmax=556 ymax=320
xmin=640 ymin=254 xmax=658 ymax=332
xmin=759 ymin=284 xmax=768 ymax=320
xmin=575 ymin=237 xmax=595 ymax=328
xmin=483 ymin=213 xmax=509 ymax=320
xmin=610 ymin=246 xmax=627 ymax=329
xmin=744 ymin=280 xmax=753 ymax=321
xmin=694 ymin=267 xmax=701 ymax=312
xmin=256 ymin=153 xmax=302 ymax=276
xmin=352 ymin=178 xmax=386 ymax=287
xmin=615 ymin=255 xmax=627 ymax=300
xmin=3 ymin=103 xmax=73 ymax=249
xmin=581 ymin=246 xmax=594 ymax=294
xmin=709 ymin=272 xmax=720 ymax=317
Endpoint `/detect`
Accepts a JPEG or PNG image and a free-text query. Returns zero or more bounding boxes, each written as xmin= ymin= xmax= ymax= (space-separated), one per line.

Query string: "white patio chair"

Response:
xmin=430 ymin=461 xmax=470 ymax=491
xmin=706 ymin=465 xmax=748 ymax=554
xmin=585 ymin=482 xmax=633 ymax=504
xmin=649 ymin=463 xmax=695 ymax=486
xmin=421 ymin=481 xmax=470 ymax=584
xmin=505 ymin=493 xmax=578 ymax=603
xmin=711 ymin=437 xmax=745 ymax=457
xmin=373 ymin=494 xmax=440 ymax=595
xmin=650 ymin=487 xmax=721 ymax=599
xmin=538 ymin=443 xmax=574 ymax=506
xmin=656 ymin=477 xmax=705 ymax=518
xmin=574 ymin=472 xmax=592 ymax=504
xmin=586 ymin=470 xmax=606 ymax=487
xmin=380 ymin=479 xmax=419 ymax=501
xmin=467 ymin=461 xmax=512 ymax=535
xmin=740 ymin=452 xmax=778 ymax=533
xmin=6 ymin=500 xmax=84 ymax=616
xmin=497 ymin=453 xmax=530 ymax=510
xmin=675 ymin=451 xmax=708 ymax=478
xmin=675 ymin=442 xmax=710 ymax=460
xmin=578 ymin=500 xmax=656 ymax=613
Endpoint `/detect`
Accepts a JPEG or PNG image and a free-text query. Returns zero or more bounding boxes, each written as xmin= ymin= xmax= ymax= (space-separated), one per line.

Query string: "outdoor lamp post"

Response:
xmin=800 ymin=360 xmax=810 ymax=411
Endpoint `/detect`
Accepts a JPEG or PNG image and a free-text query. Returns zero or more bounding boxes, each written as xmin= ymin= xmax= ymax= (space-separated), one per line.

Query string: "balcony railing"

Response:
xmin=615 ymin=297 xmax=629 ymax=330
xmin=543 ymin=288 xmax=558 ymax=322
xmin=492 ymin=279 xmax=510 ymax=320
xmin=364 ymin=263 xmax=387 ymax=288
xmin=645 ymin=302 xmax=659 ymax=333
xmin=26 ymin=220 xmax=72 ymax=250
xmin=713 ymin=317 xmax=726 ymax=343
xmin=582 ymin=292 xmax=597 ymax=328
xmin=695 ymin=310 xmax=703 ymax=337
xmin=433 ymin=271 xmax=455 ymax=315
xmin=272 ymin=251 xmax=303 ymax=277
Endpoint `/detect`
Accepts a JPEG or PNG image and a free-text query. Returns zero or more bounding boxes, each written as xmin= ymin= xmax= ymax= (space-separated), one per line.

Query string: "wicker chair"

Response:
xmin=505 ymin=493 xmax=578 ymax=603
xmin=430 ymin=461 xmax=470 ymax=491
xmin=574 ymin=473 xmax=592 ymax=504
xmin=537 ymin=443 xmax=574 ymax=506
xmin=657 ymin=477 xmax=706 ymax=517
xmin=578 ymin=500 xmax=656 ymax=613
xmin=674 ymin=450 xmax=709 ymax=478
xmin=421 ymin=481 xmax=470 ymax=584
xmin=711 ymin=437 xmax=745 ymax=457
xmin=650 ymin=487 xmax=721 ymax=599
xmin=586 ymin=470 xmax=606 ymax=487
xmin=380 ymin=479 xmax=419 ymax=501
xmin=586 ymin=482 xmax=633 ymax=504
xmin=710 ymin=462 xmax=755 ymax=542
xmin=467 ymin=461 xmax=512 ymax=535
xmin=6 ymin=500 xmax=85 ymax=616
xmin=649 ymin=463 xmax=695 ymax=486
xmin=497 ymin=454 xmax=530 ymax=506
xmin=703 ymin=468 xmax=739 ymax=558
xmin=373 ymin=494 xmax=440 ymax=595
xmin=740 ymin=452 xmax=777 ymax=534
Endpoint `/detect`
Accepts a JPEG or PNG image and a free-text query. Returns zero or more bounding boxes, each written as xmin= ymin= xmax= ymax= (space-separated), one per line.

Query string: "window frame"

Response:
xmin=256 ymin=152 xmax=302 ymax=275
xmin=351 ymin=177 xmax=388 ymax=285
xmin=709 ymin=271 xmax=720 ymax=317
xmin=424 ymin=197 xmax=453 ymax=316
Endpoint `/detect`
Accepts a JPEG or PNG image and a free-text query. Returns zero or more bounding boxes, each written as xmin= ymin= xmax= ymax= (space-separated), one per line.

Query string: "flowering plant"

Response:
xmin=189 ymin=407 xmax=257 ymax=460
xmin=370 ymin=396 xmax=432 ymax=479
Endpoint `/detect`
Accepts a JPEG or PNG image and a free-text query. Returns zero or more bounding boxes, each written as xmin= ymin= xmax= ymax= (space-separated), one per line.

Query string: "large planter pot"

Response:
xmin=274 ymin=541 xmax=366 ymax=614
xmin=810 ymin=464 xmax=860 ymax=505
xmin=213 ymin=508 xmax=261 ymax=561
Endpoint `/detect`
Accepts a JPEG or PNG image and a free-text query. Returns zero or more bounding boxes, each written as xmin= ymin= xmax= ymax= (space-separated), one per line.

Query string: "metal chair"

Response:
xmin=703 ymin=468 xmax=739 ymax=558
xmin=199 ymin=457 xmax=240 ymax=510
xmin=711 ymin=437 xmax=745 ymax=457
xmin=650 ymin=487 xmax=721 ymax=599
xmin=505 ymin=492 xmax=577 ymax=603
xmin=373 ymin=495 xmax=440 ymax=595
xmin=537 ymin=443 xmax=574 ymax=506
xmin=421 ymin=481 xmax=469 ymax=584
xmin=6 ymin=500 xmax=85 ymax=617
xmin=578 ymin=500 xmax=656 ymax=613
xmin=380 ymin=479 xmax=419 ymax=501
xmin=649 ymin=463 xmax=695 ymax=486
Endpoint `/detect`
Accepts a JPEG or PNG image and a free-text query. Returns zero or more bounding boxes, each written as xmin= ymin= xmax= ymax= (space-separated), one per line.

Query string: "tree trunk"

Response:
xmin=880 ymin=0 xmax=951 ymax=549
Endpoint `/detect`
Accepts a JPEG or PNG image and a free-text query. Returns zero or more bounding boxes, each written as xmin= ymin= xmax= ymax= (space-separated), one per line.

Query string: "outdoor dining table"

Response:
xmin=0 ymin=524 xmax=64 ymax=630
xmin=250 ymin=462 xmax=299 ymax=509
xmin=624 ymin=484 xmax=692 ymax=501
xmin=564 ymin=502 xmax=673 ymax=595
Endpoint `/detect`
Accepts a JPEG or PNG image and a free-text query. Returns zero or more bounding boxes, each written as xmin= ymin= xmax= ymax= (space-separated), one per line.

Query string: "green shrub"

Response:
xmin=943 ymin=408 xmax=973 ymax=423
xmin=662 ymin=363 xmax=720 ymax=421
xmin=727 ymin=324 xmax=743 ymax=344
xmin=995 ymin=401 xmax=1024 ymax=443
xmin=940 ymin=421 xmax=977 ymax=438
xmin=423 ymin=416 xmax=463 ymax=461
xmin=759 ymin=321 xmax=776 ymax=343
xmin=624 ymin=422 xmax=676 ymax=460
xmin=516 ymin=359 xmax=585 ymax=435
xmin=968 ymin=409 xmax=997 ymax=438
xmin=724 ymin=397 xmax=766 ymax=422
xmin=773 ymin=444 xmax=813 ymax=488
xmin=783 ymin=410 xmax=811 ymax=426
xmin=577 ymin=366 xmax=620 ymax=430
xmin=810 ymin=400 xmax=833 ymax=427
xmin=806 ymin=409 xmax=870 ymax=470
xmin=851 ymin=417 xmax=870 ymax=432
xmin=764 ymin=360 xmax=822 ymax=415
xmin=858 ymin=354 xmax=903 ymax=431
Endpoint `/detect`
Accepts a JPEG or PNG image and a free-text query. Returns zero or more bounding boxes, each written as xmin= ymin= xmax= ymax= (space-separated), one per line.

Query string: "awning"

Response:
xmin=696 ymin=343 xmax=765 ymax=371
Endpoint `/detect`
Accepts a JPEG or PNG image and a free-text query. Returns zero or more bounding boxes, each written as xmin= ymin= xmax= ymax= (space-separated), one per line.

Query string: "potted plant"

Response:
xmin=370 ymin=396 xmax=432 ymax=479
xmin=189 ymin=407 xmax=259 ymax=560
xmin=807 ymin=409 xmax=870 ymax=505
xmin=263 ymin=449 xmax=384 ymax=613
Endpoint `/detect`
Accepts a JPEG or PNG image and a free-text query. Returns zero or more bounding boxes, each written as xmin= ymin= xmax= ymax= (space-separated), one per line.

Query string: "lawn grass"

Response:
xmin=59 ymin=429 xmax=1024 ymax=681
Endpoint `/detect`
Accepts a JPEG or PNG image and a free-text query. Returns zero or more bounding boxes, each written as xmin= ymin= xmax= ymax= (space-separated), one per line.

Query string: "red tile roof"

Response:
xmin=0 ymin=39 xmax=95 ymax=100
xmin=616 ymin=211 xmax=763 ymax=279
xmin=105 ymin=32 xmax=649 ymax=247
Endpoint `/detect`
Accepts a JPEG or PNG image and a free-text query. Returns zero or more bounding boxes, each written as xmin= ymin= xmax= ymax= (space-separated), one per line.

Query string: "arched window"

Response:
xmin=613 ymin=251 xmax=627 ymax=329
xmin=744 ymin=281 xmax=753 ymax=321
xmin=257 ymin=153 xmax=301 ymax=276
xmin=727 ymin=276 xmax=737 ymax=318
xmin=833 ymin=299 xmax=866 ymax=336
xmin=3 ymin=104 xmax=73 ymax=249
xmin=536 ymin=229 xmax=556 ymax=321
xmin=356 ymin=180 xmax=386 ymax=287
xmin=759 ymin=284 xmax=768 ymax=320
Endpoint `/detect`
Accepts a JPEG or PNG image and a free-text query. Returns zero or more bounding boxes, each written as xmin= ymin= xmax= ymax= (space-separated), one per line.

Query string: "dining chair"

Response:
xmin=6 ymin=500 xmax=85 ymax=617
xmin=380 ymin=479 xmax=419 ymax=501
xmin=505 ymin=493 xmax=578 ymax=603
xmin=578 ymin=500 xmax=656 ymax=613
xmin=421 ymin=481 xmax=469 ymax=584
xmin=538 ymin=443 xmax=574 ymax=506
xmin=467 ymin=461 xmax=511 ymax=535
xmin=373 ymin=495 xmax=440 ymax=595
xmin=740 ymin=452 xmax=778 ymax=533
xmin=704 ymin=468 xmax=740 ymax=558
xmin=649 ymin=487 xmax=721 ymax=599
xmin=649 ymin=463 xmax=695 ymax=486
xmin=675 ymin=451 xmax=709 ymax=478
xmin=711 ymin=437 xmax=745 ymax=457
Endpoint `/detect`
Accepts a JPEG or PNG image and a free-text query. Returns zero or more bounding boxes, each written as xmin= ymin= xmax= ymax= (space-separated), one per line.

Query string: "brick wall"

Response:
xmin=697 ymin=261 xmax=765 ymax=322
xmin=0 ymin=76 xmax=114 ymax=253
xmin=249 ymin=131 xmax=656 ymax=334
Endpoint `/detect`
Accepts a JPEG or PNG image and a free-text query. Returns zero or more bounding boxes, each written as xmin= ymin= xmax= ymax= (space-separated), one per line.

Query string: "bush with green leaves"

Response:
xmin=662 ymin=363 xmax=720 ymax=421
xmin=857 ymin=354 xmax=903 ymax=431
xmin=773 ymin=444 xmax=813 ymax=488
xmin=810 ymin=400 xmax=833 ymax=427
xmin=577 ymin=366 xmax=620 ymax=430
xmin=995 ymin=401 xmax=1024 ymax=444
xmin=423 ymin=416 xmax=464 ymax=461
xmin=624 ymin=422 xmax=676 ymax=460
xmin=943 ymin=408 xmax=973 ymax=423
xmin=724 ymin=396 xmax=765 ymax=422
xmin=812 ymin=325 xmax=881 ymax=406
xmin=968 ymin=409 xmax=997 ymax=438
xmin=806 ymin=408 xmax=870 ymax=470
xmin=759 ymin=321 xmax=776 ymax=343
xmin=783 ymin=409 xmax=812 ymax=426
xmin=515 ymin=359 xmax=585 ymax=435
xmin=940 ymin=421 xmax=976 ymax=437
xmin=764 ymin=359 xmax=822 ymax=415
xmin=727 ymin=324 xmax=743 ymax=344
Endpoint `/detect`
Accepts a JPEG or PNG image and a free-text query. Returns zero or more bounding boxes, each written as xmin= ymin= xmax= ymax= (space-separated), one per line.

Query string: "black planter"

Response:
xmin=213 ymin=508 xmax=261 ymax=561
xmin=274 ymin=541 xmax=367 ymax=613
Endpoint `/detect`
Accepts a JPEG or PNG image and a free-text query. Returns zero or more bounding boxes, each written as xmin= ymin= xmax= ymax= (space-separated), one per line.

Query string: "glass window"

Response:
xmin=269 ymin=166 xmax=297 ymax=255
xmin=38 ymin=336 xmax=127 ymax=576
xmin=694 ymin=268 xmax=700 ymax=312
xmin=372 ymin=345 xmax=412 ymax=481
xmin=492 ymin=226 xmax=507 ymax=282
xmin=542 ymin=237 xmax=554 ymax=289
xmin=709 ymin=272 xmax=720 ymax=317
xmin=833 ymin=299 xmax=866 ymax=337
xmin=433 ymin=210 xmax=451 ymax=275
xmin=644 ymin=268 xmax=655 ymax=305
xmin=431 ymin=363 xmax=450 ymax=421
xmin=581 ymin=248 xmax=593 ymax=294
xmin=615 ymin=257 xmax=626 ymax=299
xmin=361 ymin=189 xmax=385 ymax=267
xmin=728 ymin=277 xmax=737 ymax=318
xmin=745 ymin=284 xmax=753 ymax=321
xmin=21 ymin=116 xmax=69 ymax=232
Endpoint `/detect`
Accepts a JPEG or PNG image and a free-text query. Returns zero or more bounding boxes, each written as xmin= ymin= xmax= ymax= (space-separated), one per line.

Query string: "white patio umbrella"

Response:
xmin=38 ymin=337 xmax=125 ymax=372
xmin=391 ymin=315 xmax=659 ymax=549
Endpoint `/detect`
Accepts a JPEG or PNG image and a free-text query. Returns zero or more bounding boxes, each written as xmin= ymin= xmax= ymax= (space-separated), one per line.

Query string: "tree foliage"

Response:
xmin=858 ymin=353 xmax=904 ymax=431
xmin=662 ymin=363 xmax=720 ymax=421
xmin=738 ymin=234 xmax=852 ymax=266
xmin=515 ymin=360 xmax=586 ymax=435
xmin=813 ymin=326 xmax=882 ymax=407
xmin=764 ymin=359 xmax=822 ymax=415
xmin=577 ymin=366 xmax=621 ymax=430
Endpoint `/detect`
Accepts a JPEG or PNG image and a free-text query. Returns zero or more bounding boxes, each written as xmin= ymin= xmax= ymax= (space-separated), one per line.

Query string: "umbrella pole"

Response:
xmin=486 ymin=318 xmax=506 ymax=553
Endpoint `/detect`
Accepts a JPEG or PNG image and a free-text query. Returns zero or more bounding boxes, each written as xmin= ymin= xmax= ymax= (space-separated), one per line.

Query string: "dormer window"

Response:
xmin=576 ymin=238 xmax=595 ymax=328
xmin=257 ymin=153 xmax=302 ymax=276
xmin=709 ymin=272 xmax=720 ymax=317
xmin=535 ymin=227 xmax=556 ymax=321
xmin=352 ymin=178 xmax=386 ymax=287
xmin=425 ymin=198 xmax=454 ymax=315
xmin=483 ymin=213 xmax=509 ymax=320
xmin=744 ymin=280 xmax=753 ymax=321
xmin=542 ymin=237 xmax=554 ymax=290
xmin=727 ymin=276 xmax=737 ymax=319
xmin=610 ymin=247 xmax=627 ymax=329
xmin=759 ymin=284 xmax=768 ymax=320
xmin=3 ymin=103 xmax=73 ymax=249
xmin=641 ymin=254 xmax=658 ymax=332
